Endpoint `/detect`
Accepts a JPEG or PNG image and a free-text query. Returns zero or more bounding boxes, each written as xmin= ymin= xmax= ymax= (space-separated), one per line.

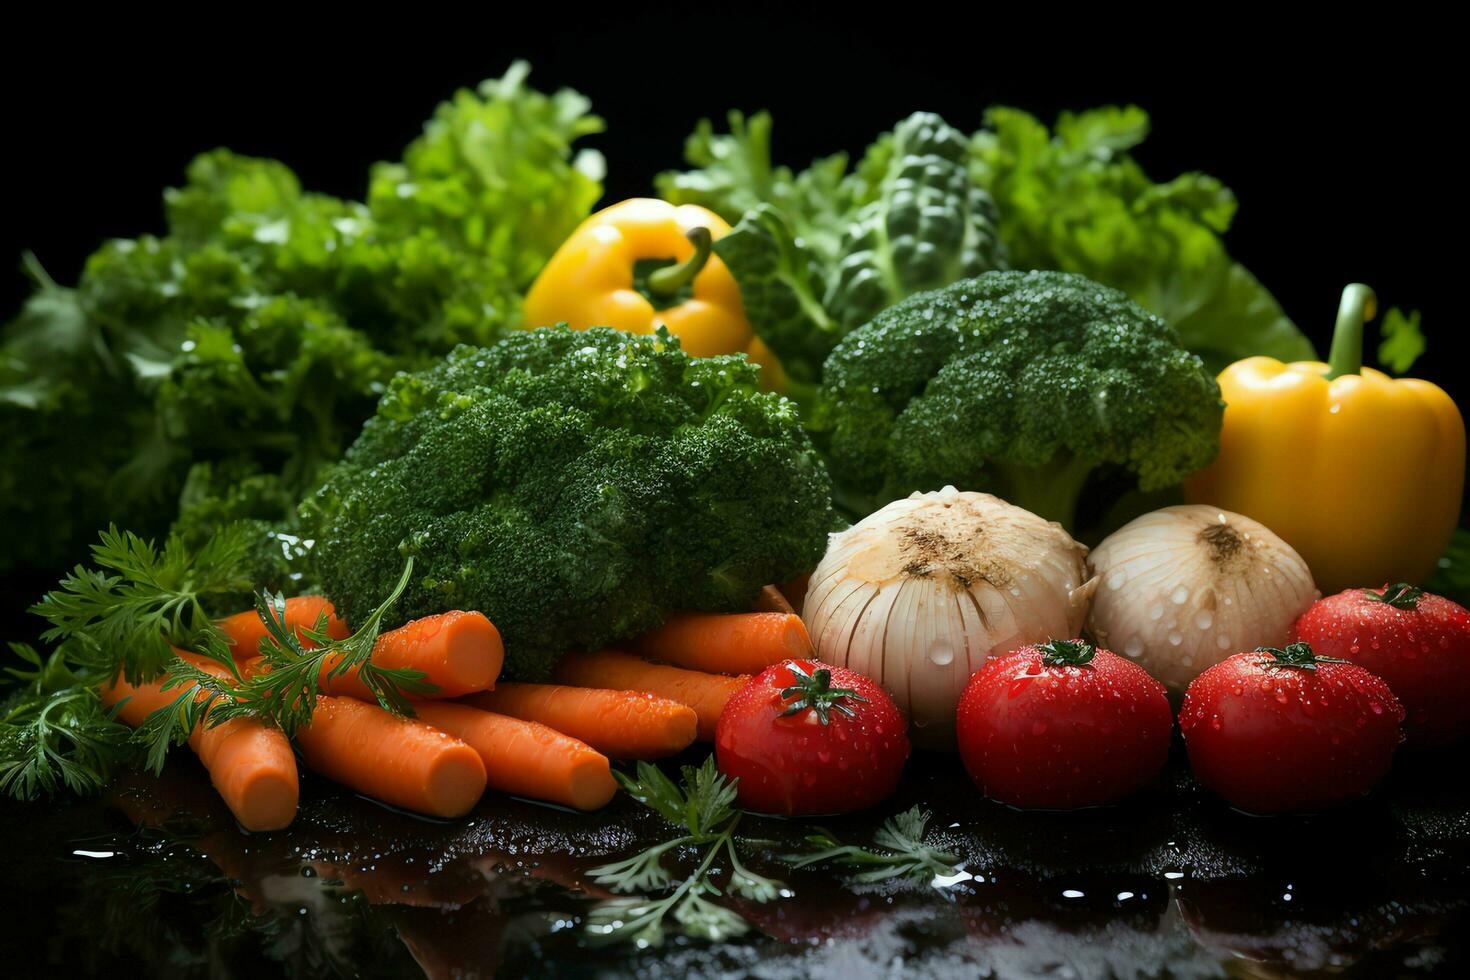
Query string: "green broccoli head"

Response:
xmin=819 ymin=270 xmax=1223 ymax=529
xmin=306 ymin=327 xmax=835 ymax=680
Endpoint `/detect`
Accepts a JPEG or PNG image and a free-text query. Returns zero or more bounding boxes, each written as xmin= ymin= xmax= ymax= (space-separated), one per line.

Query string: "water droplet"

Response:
xmin=1106 ymin=569 xmax=1127 ymax=590
xmin=1170 ymin=585 xmax=1190 ymax=605
xmin=1216 ymin=634 xmax=1232 ymax=650
xmin=927 ymin=641 xmax=954 ymax=667
xmin=1123 ymin=637 xmax=1144 ymax=658
xmin=1168 ymin=632 xmax=1183 ymax=647
xmin=1149 ymin=606 xmax=1165 ymax=621
xmin=1194 ymin=610 xmax=1214 ymax=630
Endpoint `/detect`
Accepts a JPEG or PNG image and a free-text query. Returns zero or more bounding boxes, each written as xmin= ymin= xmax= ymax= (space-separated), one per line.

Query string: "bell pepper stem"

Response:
xmin=1324 ymin=283 xmax=1378 ymax=380
xmin=647 ymin=227 xmax=713 ymax=298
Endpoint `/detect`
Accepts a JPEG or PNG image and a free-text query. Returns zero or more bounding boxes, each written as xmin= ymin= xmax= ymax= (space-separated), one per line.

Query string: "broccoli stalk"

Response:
xmin=987 ymin=456 xmax=1097 ymax=530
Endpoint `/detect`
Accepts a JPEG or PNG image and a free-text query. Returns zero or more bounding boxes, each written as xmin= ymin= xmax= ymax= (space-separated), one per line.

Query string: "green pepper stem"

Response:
xmin=647 ymin=227 xmax=712 ymax=298
xmin=1324 ymin=283 xmax=1378 ymax=380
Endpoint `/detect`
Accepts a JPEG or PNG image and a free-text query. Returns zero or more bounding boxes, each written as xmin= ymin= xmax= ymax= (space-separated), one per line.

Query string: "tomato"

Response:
xmin=1290 ymin=583 xmax=1470 ymax=745
xmin=1179 ymin=643 xmax=1404 ymax=812
xmin=954 ymin=639 xmax=1172 ymax=809
xmin=715 ymin=659 xmax=908 ymax=816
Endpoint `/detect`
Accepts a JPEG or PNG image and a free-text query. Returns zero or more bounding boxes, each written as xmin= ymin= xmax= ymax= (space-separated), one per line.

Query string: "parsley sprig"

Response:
xmin=584 ymin=757 xmax=786 ymax=947
xmin=30 ymin=524 xmax=255 ymax=684
xmin=0 ymin=644 xmax=132 ymax=799
xmin=3 ymin=523 xmax=430 ymax=799
xmin=784 ymin=806 xmax=959 ymax=883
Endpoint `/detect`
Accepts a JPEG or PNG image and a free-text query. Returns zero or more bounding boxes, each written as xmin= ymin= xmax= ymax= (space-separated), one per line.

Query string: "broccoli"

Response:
xmin=306 ymin=327 xmax=835 ymax=680
xmin=818 ymin=270 xmax=1223 ymax=530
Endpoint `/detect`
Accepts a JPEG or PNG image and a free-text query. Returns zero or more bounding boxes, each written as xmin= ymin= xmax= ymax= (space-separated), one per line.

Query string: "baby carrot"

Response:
xmin=100 ymin=651 xmax=298 ymax=832
xmin=632 ymin=612 xmax=813 ymax=676
xmin=460 ymin=683 xmax=698 ymax=759
xmin=316 ymin=610 xmax=504 ymax=701
xmin=552 ymin=650 xmax=748 ymax=741
xmin=413 ymin=702 xmax=617 ymax=811
xmin=218 ymin=595 xmax=348 ymax=661
xmin=294 ymin=695 xmax=486 ymax=818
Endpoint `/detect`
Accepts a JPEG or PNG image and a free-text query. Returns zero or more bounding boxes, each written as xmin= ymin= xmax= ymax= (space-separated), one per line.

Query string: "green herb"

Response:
xmin=1365 ymin=582 xmax=1424 ymax=610
xmin=778 ymin=661 xmax=867 ymax=725
xmin=1255 ymin=642 xmax=1351 ymax=671
xmin=584 ymin=757 xmax=786 ymax=947
xmin=1037 ymin=639 xmax=1097 ymax=668
xmin=0 ymin=644 xmax=133 ymax=800
xmin=1377 ymin=308 xmax=1426 ymax=375
xmin=29 ymin=524 xmax=253 ymax=685
xmin=784 ymin=806 xmax=959 ymax=883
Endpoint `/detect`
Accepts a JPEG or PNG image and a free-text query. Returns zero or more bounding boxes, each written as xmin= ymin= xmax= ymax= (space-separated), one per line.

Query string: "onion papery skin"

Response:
xmin=803 ymin=487 xmax=1094 ymax=750
xmin=1086 ymin=505 xmax=1319 ymax=698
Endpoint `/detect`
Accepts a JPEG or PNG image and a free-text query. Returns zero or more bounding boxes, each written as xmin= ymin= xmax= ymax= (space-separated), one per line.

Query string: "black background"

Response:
xmin=0 ymin=15 xmax=1459 ymax=616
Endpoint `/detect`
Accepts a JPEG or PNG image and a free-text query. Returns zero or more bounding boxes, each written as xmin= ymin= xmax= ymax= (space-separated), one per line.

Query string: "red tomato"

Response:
xmin=954 ymin=639 xmax=1172 ymax=809
xmin=1290 ymin=583 xmax=1470 ymax=745
xmin=1179 ymin=643 xmax=1404 ymax=812
xmin=715 ymin=659 xmax=908 ymax=816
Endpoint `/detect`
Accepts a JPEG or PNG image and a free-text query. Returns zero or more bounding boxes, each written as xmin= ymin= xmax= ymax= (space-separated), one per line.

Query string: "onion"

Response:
xmin=1086 ymin=505 xmax=1319 ymax=697
xmin=803 ymin=487 xmax=1095 ymax=749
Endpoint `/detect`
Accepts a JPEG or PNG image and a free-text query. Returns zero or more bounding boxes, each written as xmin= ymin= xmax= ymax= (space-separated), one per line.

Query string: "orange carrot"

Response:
xmin=100 ymin=651 xmax=298 ymax=832
xmin=460 ymin=683 xmax=698 ymax=759
xmin=553 ymin=650 xmax=748 ymax=741
xmin=753 ymin=585 xmax=797 ymax=616
xmin=412 ymin=702 xmax=617 ymax=811
xmin=316 ymin=611 xmax=503 ymax=702
xmin=217 ymin=595 xmax=348 ymax=661
xmin=294 ymin=695 xmax=486 ymax=818
xmin=632 ymin=612 xmax=812 ymax=676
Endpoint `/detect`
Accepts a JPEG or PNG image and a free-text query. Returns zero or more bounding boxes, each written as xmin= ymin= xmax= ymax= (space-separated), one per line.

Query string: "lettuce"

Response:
xmin=970 ymin=106 xmax=1315 ymax=372
xmin=0 ymin=63 xmax=603 ymax=574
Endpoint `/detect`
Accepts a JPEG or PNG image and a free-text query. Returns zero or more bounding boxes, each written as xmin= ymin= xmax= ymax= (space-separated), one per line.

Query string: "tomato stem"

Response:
xmin=1255 ymin=641 xmax=1352 ymax=671
xmin=1364 ymin=583 xmax=1423 ymax=610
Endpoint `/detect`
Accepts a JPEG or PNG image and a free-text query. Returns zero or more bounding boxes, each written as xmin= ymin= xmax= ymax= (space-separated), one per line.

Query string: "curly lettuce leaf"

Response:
xmin=970 ymin=106 xmax=1315 ymax=372
xmin=0 ymin=63 xmax=604 ymax=573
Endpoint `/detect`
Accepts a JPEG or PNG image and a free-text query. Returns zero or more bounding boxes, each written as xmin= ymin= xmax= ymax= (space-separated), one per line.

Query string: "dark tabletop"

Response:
xmin=2 ymin=741 xmax=1467 ymax=979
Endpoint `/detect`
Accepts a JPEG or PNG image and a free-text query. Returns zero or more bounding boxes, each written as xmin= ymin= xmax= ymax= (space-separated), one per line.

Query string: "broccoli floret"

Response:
xmin=306 ymin=327 xmax=835 ymax=680
xmin=818 ymin=270 xmax=1223 ymax=529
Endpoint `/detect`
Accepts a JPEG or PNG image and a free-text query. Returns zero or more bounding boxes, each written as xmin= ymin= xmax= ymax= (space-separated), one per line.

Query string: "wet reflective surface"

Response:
xmin=2 ymin=743 xmax=1468 ymax=978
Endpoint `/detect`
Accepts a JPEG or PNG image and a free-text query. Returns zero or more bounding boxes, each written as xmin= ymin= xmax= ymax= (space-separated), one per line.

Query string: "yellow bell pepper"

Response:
xmin=524 ymin=198 xmax=768 ymax=368
xmin=1185 ymin=284 xmax=1464 ymax=593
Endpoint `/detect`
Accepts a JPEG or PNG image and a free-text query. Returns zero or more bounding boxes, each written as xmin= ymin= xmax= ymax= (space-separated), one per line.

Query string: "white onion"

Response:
xmin=803 ymin=487 xmax=1095 ymax=749
xmin=1086 ymin=505 xmax=1319 ymax=697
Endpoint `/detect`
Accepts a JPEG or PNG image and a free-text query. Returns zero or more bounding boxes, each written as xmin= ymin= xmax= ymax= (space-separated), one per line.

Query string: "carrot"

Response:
xmin=753 ymin=584 xmax=797 ymax=616
xmin=552 ymin=650 xmax=748 ymax=741
xmin=413 ymin=702 xmax=617 ymax=811
xmin=461 ymin=683 xmax=698 ymax=759
xmin=631 ymin=612 xmax=812 ymax=676
xmin=100 ymin=651 xmax=298 ymax=832
xmin=217 ymin=595 xmax=348 ymax=661
xmin=316 ymin=610 xmax=504 ymax=702
xmin=294 ymin=695 xmax=486 ymax=818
